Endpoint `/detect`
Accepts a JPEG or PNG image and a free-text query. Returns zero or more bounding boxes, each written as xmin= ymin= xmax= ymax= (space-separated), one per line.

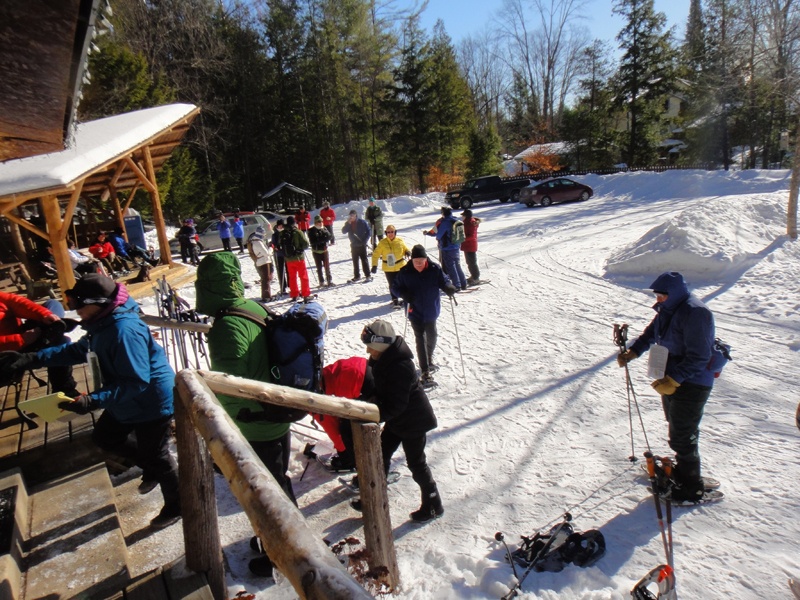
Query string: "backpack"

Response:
xmin=451 ymin=219 xmax=466 ymax=245
xmin=216 ymin=300 xmax=328 ymax=422
xmin=707 ymin=337 xmax=732 ymax=378
xmin=281 ymin=228 xmax=303 ymax=257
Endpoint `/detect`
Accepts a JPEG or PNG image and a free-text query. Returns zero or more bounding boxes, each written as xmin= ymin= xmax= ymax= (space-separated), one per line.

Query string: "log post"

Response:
xmin=173 ymin=381 xmax=225 ymax=600
xmin=175 ymin=370 xmax=372 ymax=599
xmin=352 ymin=422 xmax=400 ymax=591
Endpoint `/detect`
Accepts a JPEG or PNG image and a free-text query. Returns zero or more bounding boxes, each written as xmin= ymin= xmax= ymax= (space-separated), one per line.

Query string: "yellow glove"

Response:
xmin=651 ymin=376 xmax=680 ymax=396
xmin=616 ymin=349 xmax=638 ymax=368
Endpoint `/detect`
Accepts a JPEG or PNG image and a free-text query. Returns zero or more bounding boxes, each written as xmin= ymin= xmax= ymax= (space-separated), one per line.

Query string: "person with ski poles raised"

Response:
xmin=371 ymin=224 xmax=411 ymax=308
xmin=359 ymin=319 xmax=443 ymax=522
xmin=617 ymin=271 xmax=717 ymax=503
xmin=391 ymin=245 xmax=456 ymax=388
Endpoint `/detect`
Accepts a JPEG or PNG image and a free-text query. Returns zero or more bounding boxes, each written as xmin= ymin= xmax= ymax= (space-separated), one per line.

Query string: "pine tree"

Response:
xmin=613 ymin=0 xmax=676 ymax=165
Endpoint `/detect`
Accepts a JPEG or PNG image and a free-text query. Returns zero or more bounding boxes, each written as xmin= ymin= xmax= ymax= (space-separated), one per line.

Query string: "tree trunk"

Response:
xmin=788 ymin=124 xmax=799 ymax=239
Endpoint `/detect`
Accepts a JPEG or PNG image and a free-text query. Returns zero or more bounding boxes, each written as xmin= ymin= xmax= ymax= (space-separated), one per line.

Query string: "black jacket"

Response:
xmin=369 ymin=337 xmax=437 ymax=437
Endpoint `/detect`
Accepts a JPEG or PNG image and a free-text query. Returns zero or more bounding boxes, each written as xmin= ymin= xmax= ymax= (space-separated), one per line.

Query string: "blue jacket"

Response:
xmin=630 ymin=272 xmax=716 ymax=387
xmin=232 ymin=219 xmax=245 ymax=239
xmin=391 ymin=260 xmax=452 ymax=323
xmin=341 ymin=217 xmax=370 ymax=248
xmin=107 ymin=231 xmax=131 ymax=258
xmin=435 ymin=215 xmax=461 ymax=251
xmin=218 ymin=218 xmax=232 ymax=239
xmin=37 ymin=289 xmax=175 ymax=423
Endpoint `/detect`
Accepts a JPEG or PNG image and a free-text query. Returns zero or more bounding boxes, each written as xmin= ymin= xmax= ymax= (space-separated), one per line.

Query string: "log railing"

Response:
xmin=174 ymin=369 xmax=400 ymax=599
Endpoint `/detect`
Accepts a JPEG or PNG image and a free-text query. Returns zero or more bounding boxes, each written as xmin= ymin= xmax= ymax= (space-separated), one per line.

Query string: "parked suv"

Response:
xmin=445 ymin=175 xmax=530 ymax=209
xmin=169 ymin=213 xmax=269 ymax=254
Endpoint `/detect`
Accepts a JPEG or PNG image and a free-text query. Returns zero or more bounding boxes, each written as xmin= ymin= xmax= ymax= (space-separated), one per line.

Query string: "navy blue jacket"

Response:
xmin=391 ymin=260 xmax=452 ymax=323
xmin=630 ymin=272 xmax=716 ymax=387
xmin=341 ymin=218 xmax=370 ymax=248
xmin=38 ymin=288 xmax=175 ymax=423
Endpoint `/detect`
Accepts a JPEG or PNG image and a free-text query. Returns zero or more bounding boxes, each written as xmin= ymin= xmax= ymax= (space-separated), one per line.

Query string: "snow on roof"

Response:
xmin=0 ymin=103 xmax=198 ymax=198
xmin=514 ymin=141 xmax=569 ymax=160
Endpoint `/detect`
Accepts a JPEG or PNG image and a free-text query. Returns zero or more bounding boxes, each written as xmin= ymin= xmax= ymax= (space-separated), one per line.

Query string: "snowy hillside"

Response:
xmin=142 ymin=169 xmax=800 ymax=599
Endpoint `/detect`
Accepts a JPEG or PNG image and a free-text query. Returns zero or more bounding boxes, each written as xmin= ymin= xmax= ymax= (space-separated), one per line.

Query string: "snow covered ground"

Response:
xmin=140 ymin=169 xmax=800 ymax=599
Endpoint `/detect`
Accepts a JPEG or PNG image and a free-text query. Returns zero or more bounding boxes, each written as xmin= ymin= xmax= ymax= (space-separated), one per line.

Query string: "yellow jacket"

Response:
xmin=371 ymin=236 xmax=411 ymax=272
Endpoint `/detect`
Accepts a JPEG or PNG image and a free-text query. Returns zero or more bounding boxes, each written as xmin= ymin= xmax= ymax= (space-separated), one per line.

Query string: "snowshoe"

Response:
xmin=420 ymin=371 xmax=437 ymax=389
xmin=639 ymin=462 xmax=720 ymax=490
xmin=317 ymin=453 xmax=356 ymax=473
xmin=789 ymin=578 xmax=800 ymax=600
xmin=339 ymin=471 xmax=400 ymax=494
xmin=631 ymin=564 xmax=676 ymax=600
xmin=662 ymin=488 xmax=724 ymax=506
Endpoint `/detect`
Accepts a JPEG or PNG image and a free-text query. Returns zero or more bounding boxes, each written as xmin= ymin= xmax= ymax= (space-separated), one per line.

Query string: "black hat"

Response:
xmin=462 ymin=209 xmax=472 ymax=218
xmin=66 ymin=274 xmax=117 ymax=307
xmin=349 ymin=209 xmax=358 ymax=216
xmin=276 ymin=218 xmax=285 ymax=226
xmin=411 ymin=245 xmax=427 ymax=259
xmin=287 ymin=216 xmax=296 ymax=226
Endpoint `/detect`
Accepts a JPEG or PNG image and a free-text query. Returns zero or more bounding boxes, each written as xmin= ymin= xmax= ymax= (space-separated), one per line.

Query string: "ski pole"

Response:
xmin=501 ymin=512 xmax=573 ymax=600
xmin=645 ymin=452 xmax=672 ymax=568
xmin=661 ymin=456 xmax=675 ymax=568
xmin=614 ymin=323 xmax=651 ymax=459
xmin=449 ymin=296 xmax=467 ymax=383
xmin=403 ymin=301 xmax=409 ymax=339
xmin=306 ymin=250 xmax=320 ymax=286
xmin=494 ymin=532 xmax=520 ymax=581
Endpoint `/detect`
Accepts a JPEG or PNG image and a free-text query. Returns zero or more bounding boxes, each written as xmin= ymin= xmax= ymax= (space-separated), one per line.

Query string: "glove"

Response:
xmin=651 ymin=376 xmax=680 ymax=396
xmin=0 ymin=351 xmax=39 ymax=377
xmin=444 ymin=284 xmax=457 ymax=297
xmin=58 ymin=394 xmax=93 ymax=415
xmin=371 ymin=265 xmax=378 ymax=274
xmin=616 ymin=349 xmax=638 ymax=368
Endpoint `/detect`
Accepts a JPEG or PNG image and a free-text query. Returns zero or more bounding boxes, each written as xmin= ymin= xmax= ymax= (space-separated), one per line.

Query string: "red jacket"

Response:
xmin=89 ymin=241 xmax=115 ymax=259
xmin=315 ymin=356 xmax=369 ymax=452
xmin=320 ymin=207 xmax=336 ymax=227
xmin=0 ymin=291 xmax=54 ymax=351
xmin=295 ymin=210 xmax=311 ymax=231
xmin=461 ymin=216 xmax=481 ymax=253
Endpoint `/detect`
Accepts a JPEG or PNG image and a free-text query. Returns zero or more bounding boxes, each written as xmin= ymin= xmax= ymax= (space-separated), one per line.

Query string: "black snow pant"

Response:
xmin=661 ymin=382 xmax=711 ymax=483
xmin=250 ymin=431 xmax=297 ymax=506
xmin=463 ymin=251 xmax=480 ymax=281
xmin=409 ymin=319 xmax=437 ymax=373
xmin=350 ymin=245 xmax=370 ymax=279
xmin=380 ymin=429 xmax=436 ymax=493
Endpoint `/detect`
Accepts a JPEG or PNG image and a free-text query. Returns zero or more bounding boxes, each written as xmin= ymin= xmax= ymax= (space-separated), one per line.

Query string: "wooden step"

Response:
xmin=25 ymin=463 xmax=130 ymax=599
xmin=0 ymin=468 xmax=29 ymax=600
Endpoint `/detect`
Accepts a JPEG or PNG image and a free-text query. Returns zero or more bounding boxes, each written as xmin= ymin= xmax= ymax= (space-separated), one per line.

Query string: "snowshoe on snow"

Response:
xmin=339 ymin=471 xmax=400 ymax=494
xmin=420 ymin=371 xmax=437 ymax=389
xmin=662 ymin=488 xmax=724 ymax=506
xmin=317 ymin=453 xmax=356 ymax=473
xmin=639 ymin=462 xmax=720 ymax=490
xmin=631 ymin=564 xmax=677 ymax=600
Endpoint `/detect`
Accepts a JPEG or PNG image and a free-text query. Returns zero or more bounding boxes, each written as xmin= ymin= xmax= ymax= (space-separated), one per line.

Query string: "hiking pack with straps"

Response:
xmin=215 ymin=300 xmax=327 ymax=422
xmin=281 ymin=227 xmax=304 ymax=257
xmin=707 ymin=337 xmax=732 ymax=377
xmin=451 ymin=219 xmax=466 ymax=245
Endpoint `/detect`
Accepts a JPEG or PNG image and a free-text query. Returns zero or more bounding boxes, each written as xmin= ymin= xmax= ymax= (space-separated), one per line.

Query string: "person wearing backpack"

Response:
xmin=341 ymin=209 xmax=372 ymax=282
xmin=270 ymin=219 xmax=289 ymax=297
xmin=423 ymin=206 xmax=467 ymax=291
xmin=461 ymin=209 xmax=482 ymax=286
xmin=371 ymin=224 xmax=411 ymax=308
xmin=195 ymin=252 xmax=297 ymax=576
xmin=392 ymin=245 xmax=457 ymax=388
xmin=617 ymin=271 xmax=718 ymax=503
xmin=359 ymin=319 xmax=443 ymax=522
xmin=281 ymin=216 xmax=312 ymax=301
xmin=307 ymin=215 xmax=333 ymax=287
xmin=247 ymin=224 xmax=274 ymax=301
xmin=365 ymin=197 xmax=384 ymax=249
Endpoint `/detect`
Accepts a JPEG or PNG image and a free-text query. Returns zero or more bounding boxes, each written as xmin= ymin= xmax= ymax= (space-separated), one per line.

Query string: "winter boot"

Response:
xmin=248 ymin=555 xmax=274 ymax=577
xmin=420 ymin=371 xmax=436 ymax=388
xmin=410 ymin=484 xmax=444 ymax=523
xmin=669 ymin=458 xmax=704 ymax=502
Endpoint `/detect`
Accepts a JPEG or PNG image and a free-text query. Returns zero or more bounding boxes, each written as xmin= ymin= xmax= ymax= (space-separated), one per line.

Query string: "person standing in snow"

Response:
xmin=247 ymin=224 xmax=274 ymax=301
xmin=294 ymin=206 xmax=311 ymax=233
xmin=271 ymin=219 xmax=289 ymax=296
xmin=308 ymin=215 xmax=333 ymax=287
xmin=320 ymin=202 xmax=336 ymax=244
xmin=617 ymin=271 xmax=717 ymax=503
xmin=360 ymin=319 xmax=443 ymax=522
xmin=365 ymin=197 xmax=384 ymax=249
xmin=216 ymin=213 xmax=232 ymax=252
xmin=280 ymin=216 xmax=311 ymax=301
xmin=391 ymin=245 xmax=456 ymax=388
xmin=341 ymin=209 xmax=372 ymax=282
xmin=371 ymin=224 xmax=411 ymax=308
xmin=461 ymin=209 xmax=482 ymax=286
xmin=232 ymin=215 xmax=245 ymax=254
xmin=423 ymin=206 xmax=467 ymax=291
xmin=195 ymin=252 xmax=296 ymax=576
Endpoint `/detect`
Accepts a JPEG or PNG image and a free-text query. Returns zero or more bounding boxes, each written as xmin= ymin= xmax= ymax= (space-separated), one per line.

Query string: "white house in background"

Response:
xmin=505 ymin=142 xmax=570 ymax=176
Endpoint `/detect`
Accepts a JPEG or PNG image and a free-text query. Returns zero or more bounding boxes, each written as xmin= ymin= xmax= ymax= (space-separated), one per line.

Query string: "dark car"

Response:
xmin=445 ymin=175 xmax=530 ymax=209
xmin=518 ymin=178 xmax=593 ymax=207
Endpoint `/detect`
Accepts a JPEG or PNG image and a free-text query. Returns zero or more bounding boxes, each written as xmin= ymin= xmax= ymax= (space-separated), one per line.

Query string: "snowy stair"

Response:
xmin=0 ymin=463 xmax=131 ymax=600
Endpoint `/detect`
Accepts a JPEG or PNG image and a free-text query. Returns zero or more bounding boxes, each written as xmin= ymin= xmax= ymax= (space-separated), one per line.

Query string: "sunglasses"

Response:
xmin=361 ymin=325 xmax=393 ymax=345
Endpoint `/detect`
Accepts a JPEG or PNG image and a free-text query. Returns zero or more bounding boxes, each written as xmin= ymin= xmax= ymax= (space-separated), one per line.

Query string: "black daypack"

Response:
xmin=280 ymin=228 xmax=303 ymax=257
xmin=215 ymin=301 xmax=327 ymax=422
xmin=707 ymin=337 xmax=732 ymax=377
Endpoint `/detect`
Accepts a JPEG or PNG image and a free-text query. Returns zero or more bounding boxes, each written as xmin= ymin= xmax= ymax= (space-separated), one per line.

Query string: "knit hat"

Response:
xmin=287 ymin=216 xmax=296 ymax=226
xmin=276 ymin=218 xmax=285 ymax=227
xmin=369 ymin=197 xmax=375 ymax=203
xmin=410 ymin=245 xmax=427 ymax=259
xmin=361 ymin=319 xmax=395 ymax=352
xmin=462 ymin=209 xmax=472 ymax=218
xmin=65 ymin=274 xmax=117 ymax=307
xmin=314 ymin=215 xmax=323 ymax=223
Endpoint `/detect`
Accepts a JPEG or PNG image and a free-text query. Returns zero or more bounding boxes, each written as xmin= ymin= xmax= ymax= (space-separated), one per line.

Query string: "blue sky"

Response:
xmin=414 ymin=0 xmax=691 ymax=46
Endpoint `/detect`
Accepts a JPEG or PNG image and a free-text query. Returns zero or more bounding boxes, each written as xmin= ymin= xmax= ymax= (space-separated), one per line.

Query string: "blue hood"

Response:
xmin=649 ymin=272 xmax=689 ymax=311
